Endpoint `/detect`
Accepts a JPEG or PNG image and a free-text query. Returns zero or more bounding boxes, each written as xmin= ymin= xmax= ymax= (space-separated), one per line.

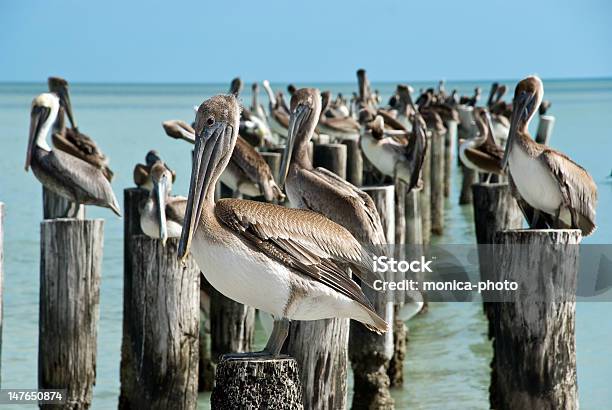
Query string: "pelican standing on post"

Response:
xmin=458 ymin=108 xmax=505 ymax=182
xmin=503 ymin=76 xmax=597 ymax=235
xmin=359 ymin=112 xmax=428 ymax=191
xmin=26 ymin=93 xmax=121 ymax=216
xmin=317 ymin=91 xmax=361 ymax=141
xmin=133 ymin=150 xmax=176 ymax=190
xmin=177 ymin=94 xmax=388 ymax=358
xmin=279 ymin=88 xmax=390 ymax=253
xmin=278 ymin=89 xmax=412 ymax=404
xmin=140 ymin=161 xmax=186 ymax=245
xmin=262 ymin=80 xmax=290 ymax=139
xmin=48 ymin=77 xmax=114 ymax=181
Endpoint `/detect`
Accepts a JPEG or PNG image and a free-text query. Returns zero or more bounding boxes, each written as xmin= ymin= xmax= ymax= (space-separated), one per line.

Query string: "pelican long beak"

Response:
xmin=162 ymin=120 xmax=196 ymax=144
xmin=25 ymin=106 xmax=49 ymax=171
xmin=278 ymin=104 xmax=310 ymax=188
xmin=154 ymin=176 xmax=169 ymax=246
xmin=58 ymin=87 xmax=77 ymax=130
xmin=502 ymin=91 xmax=534 ymax=170
xmin=178 ymin=122 xmax=229 ymax=260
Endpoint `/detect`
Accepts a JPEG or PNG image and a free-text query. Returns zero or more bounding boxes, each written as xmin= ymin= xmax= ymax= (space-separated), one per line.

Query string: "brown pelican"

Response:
xmin=486 ymin=82 xmax=500 ymax=108
xmin=317 ymin=91 xmax=361 ymax=141
xmin=287 ymin=84 xmax=297 ymax=97
xmin=239 ymin=108 xmax=275 ymax=147
xmin=395 ymin=84 xmax=417 ymax=130
xmin=262 ymin=80 xmax=290 ymax=138
xmin=250 ymin=82 xmax=269 ymax=123
xmin=446 ymin=89 xmax=459 ymax=106
xmin=133 ymin=150 xmax=176 ymax=191
xmin=178 ymin=94 xmax=388 ymax=356
xmin=140 ymin=161 xmax=186 ymax=245
xmin=360 ymin=112 xmax=428 ymax=190
xmin=48 ymin=77 xmax=114 ymax=181
xmin=228 ymin=77 xmax=243 ymax=97
xmin=539 ymin=100 xmax=552 ymax=116
xmin=356 ymin=68 xmax=376 ymax=109
xmin=26 ymin=93 xmax=121 ymax=216
xmin=503 ymin=76 xmax=597 ymax=236
xmin=279 ymin=88 xmax=389 ymax=252
xmin=162 ymin=120 xmax=284 ymax=202
xmin=282 ymin=89 xmax=424 ymax=322
xmin=459 ymin=87 xmax=481 ymax=107
xmin=459 ymin=108 xmax=504 ymax=182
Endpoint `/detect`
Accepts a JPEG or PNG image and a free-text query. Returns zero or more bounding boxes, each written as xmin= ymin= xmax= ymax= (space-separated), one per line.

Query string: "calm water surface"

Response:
xmin=0 ymin=80 xmax=610 ymax=409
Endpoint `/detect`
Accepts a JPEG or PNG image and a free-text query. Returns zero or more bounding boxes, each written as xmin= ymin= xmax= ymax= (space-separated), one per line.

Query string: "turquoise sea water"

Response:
xmin=0 ymin=80 xmax=611 ymax=409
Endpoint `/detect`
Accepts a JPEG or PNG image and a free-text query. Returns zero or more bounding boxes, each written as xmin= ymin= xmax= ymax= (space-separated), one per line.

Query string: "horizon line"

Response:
xmin=1 ymin=75 xmax=611 ymax=87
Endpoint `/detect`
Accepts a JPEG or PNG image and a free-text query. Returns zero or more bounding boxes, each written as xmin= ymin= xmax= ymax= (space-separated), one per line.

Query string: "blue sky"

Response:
xmin=1 ymin=0 xmax=610 ymax=83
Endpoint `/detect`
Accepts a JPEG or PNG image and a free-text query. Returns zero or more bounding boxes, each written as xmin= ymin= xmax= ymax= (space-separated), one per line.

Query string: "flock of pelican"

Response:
xmin=25 ymin=72 xmax=598 ymax=357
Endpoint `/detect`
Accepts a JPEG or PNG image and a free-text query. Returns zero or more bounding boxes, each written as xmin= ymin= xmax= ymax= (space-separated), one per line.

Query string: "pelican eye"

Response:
xmin=207 ymin=117 xmax=215 ymax=126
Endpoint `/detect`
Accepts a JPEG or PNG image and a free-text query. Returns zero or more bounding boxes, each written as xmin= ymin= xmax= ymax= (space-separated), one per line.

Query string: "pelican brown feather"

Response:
xmin=539 ymin=150 xmax=597 ymax=236
xmin=215 ymin=198 xmax=387 ymax=332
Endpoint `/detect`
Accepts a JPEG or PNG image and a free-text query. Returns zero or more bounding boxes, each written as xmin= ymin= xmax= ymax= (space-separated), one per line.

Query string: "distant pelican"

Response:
xmin=394 ymin=84 xmax=417 ymax=130
xmin=162 ymin=120 xmax=284 ymax=202
xmin=239 ymin=108 xmax=275 ymax=147
xmin=287 ymin=84 xmax=297 ymax=97
xmin=48 ymin=77 xmax=114 ymax=181
xmin=262 ymin=80 xmax=290 ymax=138
xmin=26 ymin=93 xmax=121 ymax=216
xmin=317 ymin=91 xmax=361 ymax=141
xmin=228 ymin=77 xmax=243 ymax=97
xmin=360 ymin=113 xmax=428 ymax=190
xmin=250 ymin=82 xmax=269 ymax=123
xmin=140 ymin=161 xmax=186 ymax=245
xmin=133 ymin=150 xmax=176 ymax=191
xmin=503 ymin=76 xmax=597 ymax=236
xmin=178 ymin=94 xmax=387 ymax=356
xmin=459 ymin=87 xmax=481 ymax=107
xmin=459 ymin=108 xmax=504 ymax=182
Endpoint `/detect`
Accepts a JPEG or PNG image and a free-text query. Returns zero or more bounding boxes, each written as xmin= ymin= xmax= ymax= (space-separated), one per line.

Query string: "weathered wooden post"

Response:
xmin=342 ymin=139 xmax=363 ymax=186
xmin=313 ymin=143 xmax=347 ymax=179
xmin=457 ymin=106 xmax=477 ymax=204
xmin=405 ymin=189 xmax=423 ymax=246
xmin=444 ymin=119 xmax=457 ymax=197
xmin=430 ymin=128 xmax=446 ymax=235
xmin=350 ymin=186 xmax=395 ymax=409
xmin=120 ymin=236 xmax=199 ymax=409
xmin=260 ymin=151 xmax=282 ymax=182
xmin=387 ymin=189 xmax=423 ymax=387
xmin=199 ymin=278 xmax=214 ymax=392
xmin=420 ymin=135 xmax=432 ymax=244
xmin=119 ymin=188 xmax=148 ymax=407
xmin=491 ymin=230 xmax=579 ymax=410
xmin=43 ymin=187 xmax=85 ymax=219
xmin=39 ymin=219 xmax=103 ymax=410
xmin=0 ymin=202 xmax=3 ymax=386
xmin=389 ymin=180 xmax=407 ymax=388
xmin=212 ymin=357 xmax=303 ymax=409
xmin=535 ymin=115 xmax=555 ymax=145
xmin=471 ymin=183 xmax=523 ymax=333
xmin=285 ymin=145 xmax=350 ymax=409
xmin=394 ymin=180 xmax=406 ymax=260
xmin=459 ymin=165 xmax=477 ymax=205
